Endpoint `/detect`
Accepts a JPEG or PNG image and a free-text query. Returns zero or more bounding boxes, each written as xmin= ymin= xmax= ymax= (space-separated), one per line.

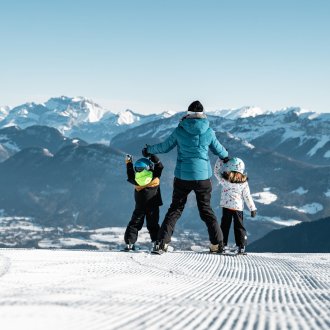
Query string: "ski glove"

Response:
xmin=125 ymin=154 xmax=133 ymax=164
xmin=222 ymin=157 xmax=231 ymax=163
xmin=149 ymin=154 xmax=160 ymax=163
xmin=251 ymin=210 xmax=257 ymax=217
xmin=142 ymin=145 xmax=151 ymax=157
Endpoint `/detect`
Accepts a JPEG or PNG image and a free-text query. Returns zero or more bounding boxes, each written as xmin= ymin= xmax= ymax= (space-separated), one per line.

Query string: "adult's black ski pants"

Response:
xmin=124 ymin=206 xmax=160 ymax=244
xmin=221 ymin=207 xmax=247 ymax=247
xmin=158 ymin=178 xmax=223 ymax=245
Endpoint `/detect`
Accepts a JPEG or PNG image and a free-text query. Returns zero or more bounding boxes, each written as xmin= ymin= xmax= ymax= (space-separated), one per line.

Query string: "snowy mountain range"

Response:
xmin=1 ymin=96 xmax=329 ymax=165
xmin=0 ymin=96 xmax=175 ymax=143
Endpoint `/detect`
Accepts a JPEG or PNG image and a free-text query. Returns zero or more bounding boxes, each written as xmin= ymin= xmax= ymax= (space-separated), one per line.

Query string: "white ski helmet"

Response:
xmin=226 ymin=157 xmax=245 ymax=174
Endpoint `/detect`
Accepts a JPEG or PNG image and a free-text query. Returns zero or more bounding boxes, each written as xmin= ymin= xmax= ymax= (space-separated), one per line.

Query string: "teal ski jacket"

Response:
xmin=147 ymin=117 xmax=228 ymax=180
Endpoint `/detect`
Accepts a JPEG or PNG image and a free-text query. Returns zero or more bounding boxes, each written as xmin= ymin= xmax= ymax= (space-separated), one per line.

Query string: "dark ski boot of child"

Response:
xmin=237 ymin=246 xmax=247 ymax=255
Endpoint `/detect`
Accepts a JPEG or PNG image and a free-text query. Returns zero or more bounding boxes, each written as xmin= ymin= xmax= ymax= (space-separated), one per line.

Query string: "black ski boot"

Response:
xmin=237 ymin=246 xmax=247 ymax=255
xmin=123 ymin=243 xmax=136 ymax=252
xmin=217 ymin=242 xmax=224 ymax=254
xmin=160 ymin=241 xmax=168 ymax=252
xmin=151 ymin=240 xmax=168 ymax=255
xmin=152 ymin=241 xmax=160 ymax=252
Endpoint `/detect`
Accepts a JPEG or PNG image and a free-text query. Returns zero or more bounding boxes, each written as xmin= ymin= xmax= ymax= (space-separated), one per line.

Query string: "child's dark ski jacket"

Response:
xmin=126 ymin=161 xmax=163 ymax=207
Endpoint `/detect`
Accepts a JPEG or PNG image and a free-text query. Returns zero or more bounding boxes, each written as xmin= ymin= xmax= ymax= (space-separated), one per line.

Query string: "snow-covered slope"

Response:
xmin=0 ymin=249 xmax=329 ymax=330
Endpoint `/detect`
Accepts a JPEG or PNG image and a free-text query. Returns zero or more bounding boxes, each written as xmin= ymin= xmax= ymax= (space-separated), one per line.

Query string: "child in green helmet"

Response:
xmin=124 ymin=154 xmax=164 ymax=251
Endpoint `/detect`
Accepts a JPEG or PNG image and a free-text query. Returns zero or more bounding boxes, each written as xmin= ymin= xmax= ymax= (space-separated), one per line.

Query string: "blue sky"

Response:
xmin=1 ymin=0 xmax=329 ymax=114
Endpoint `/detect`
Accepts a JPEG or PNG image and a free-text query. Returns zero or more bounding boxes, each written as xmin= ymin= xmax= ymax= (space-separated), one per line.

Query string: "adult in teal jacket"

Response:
xmin=143 ymin=100 xmax=229 ymax=253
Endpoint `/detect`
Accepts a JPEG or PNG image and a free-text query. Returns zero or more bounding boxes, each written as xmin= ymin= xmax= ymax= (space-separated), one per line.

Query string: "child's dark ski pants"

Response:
xmin=158 ymin=178 xmax=223 ymax=245
xmin=124 ymin=207 xmax=160 ymax=244
xmin=221 ymin=207 xmax=247 ymax=247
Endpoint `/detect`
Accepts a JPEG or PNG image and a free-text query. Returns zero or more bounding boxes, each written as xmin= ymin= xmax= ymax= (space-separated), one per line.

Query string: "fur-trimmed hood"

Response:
xmin=179 ymin=116 xmax=209 ymax=136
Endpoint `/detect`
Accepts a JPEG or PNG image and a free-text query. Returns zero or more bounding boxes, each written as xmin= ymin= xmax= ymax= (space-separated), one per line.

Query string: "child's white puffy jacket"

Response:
xmin=214 ymin=159 xmax=256 ymax=212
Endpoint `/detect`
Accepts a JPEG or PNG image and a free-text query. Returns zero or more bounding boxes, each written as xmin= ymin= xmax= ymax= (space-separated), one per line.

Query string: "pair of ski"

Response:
xmin=191 ymin=245 xmax=247 ymax=256
xmin=120 ymin=248 xmax=149 ymax=253
xmin=120 ymin=246 xmax=246 ymax=256
xmin=120 ymin=246 xmax=172 ymax=255
xmin=150 ymin=247 xmax=247 ymax=256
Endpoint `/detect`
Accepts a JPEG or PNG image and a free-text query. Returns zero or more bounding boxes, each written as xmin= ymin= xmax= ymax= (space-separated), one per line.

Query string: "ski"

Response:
xmin=150 ymin=250 xmax=166 ymax=255
xmin=151 ymin=245 xmax=174 ymax=255
xmin=235 ymin=251 xmax=248 ymax=256
xmin=120 ymin=249 xmax=145 ymax=253
xmin=118 ymin=246 xmax=149 ymax=253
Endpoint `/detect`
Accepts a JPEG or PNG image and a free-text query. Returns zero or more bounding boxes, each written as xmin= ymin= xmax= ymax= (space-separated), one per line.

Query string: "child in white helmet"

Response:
xmin=214 ymin=157 xmax=257 ymax=254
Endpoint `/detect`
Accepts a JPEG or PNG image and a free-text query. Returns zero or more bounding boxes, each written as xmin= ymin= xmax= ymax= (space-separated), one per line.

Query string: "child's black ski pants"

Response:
xmin=124 ymin=206 xmax=160 ymax=244
xmin=221 ymin=207 xmax=247 ymax=248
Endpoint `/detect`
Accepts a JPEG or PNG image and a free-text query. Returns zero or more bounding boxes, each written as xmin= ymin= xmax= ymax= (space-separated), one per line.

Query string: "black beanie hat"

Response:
xmin=188 ymin=100 xmax=204 ymax=112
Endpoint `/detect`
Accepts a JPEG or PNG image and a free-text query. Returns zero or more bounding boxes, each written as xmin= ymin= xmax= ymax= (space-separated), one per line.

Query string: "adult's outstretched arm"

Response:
xmin=147 ymin=130 xmax=177 ymax=154
xmin=209 ymin=131 xmax=228 ymax=159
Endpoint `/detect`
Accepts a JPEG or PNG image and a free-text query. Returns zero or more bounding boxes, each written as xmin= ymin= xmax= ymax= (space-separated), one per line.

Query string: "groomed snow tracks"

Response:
xmin=0 ymin=250 xmax=329 ymax=330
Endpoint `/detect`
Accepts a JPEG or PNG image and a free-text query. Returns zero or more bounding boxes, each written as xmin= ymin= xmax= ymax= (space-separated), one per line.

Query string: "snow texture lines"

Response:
xmin=0 ymin=249 xmax=329 ymax=330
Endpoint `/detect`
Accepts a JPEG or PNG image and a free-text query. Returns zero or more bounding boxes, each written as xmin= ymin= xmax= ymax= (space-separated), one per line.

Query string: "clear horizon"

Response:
xmin=1 ymin=0 xmax=329 ymax=114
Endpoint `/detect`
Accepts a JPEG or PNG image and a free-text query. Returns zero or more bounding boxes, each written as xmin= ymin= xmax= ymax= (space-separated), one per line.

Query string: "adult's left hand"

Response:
xmin=142 ymin=146 xmax=150 ymax=157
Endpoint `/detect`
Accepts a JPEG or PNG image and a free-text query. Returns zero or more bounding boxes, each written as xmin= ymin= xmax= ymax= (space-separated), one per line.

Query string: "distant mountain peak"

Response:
xmin=45 ymin=96 xmax=108 ymax=123
xmin=117 ymin=109 xmax=144 ymax=125
xmin=277 ymin=106 xmax=322 ymax=120
xmin=210 ymin=106 xmax=269 ymax=119
xmin=280 ymin=106 xmax=309 ymax=114
xmin=161 ymin=110 xmax=177 ymax=118
xmin=0 ymin=106 xmax=10 ymax=120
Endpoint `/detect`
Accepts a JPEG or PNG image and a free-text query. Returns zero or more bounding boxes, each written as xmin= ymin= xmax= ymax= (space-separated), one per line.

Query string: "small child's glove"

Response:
xmin=251 ymin=210 xmax=257 ymax=218
xmin=149 ymin=154 xmax=159 ymax=163
xmin=222 ymin=157 xmax=231 ymax=163
xmin=125 ymin=154 xmax=133 ymax=164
